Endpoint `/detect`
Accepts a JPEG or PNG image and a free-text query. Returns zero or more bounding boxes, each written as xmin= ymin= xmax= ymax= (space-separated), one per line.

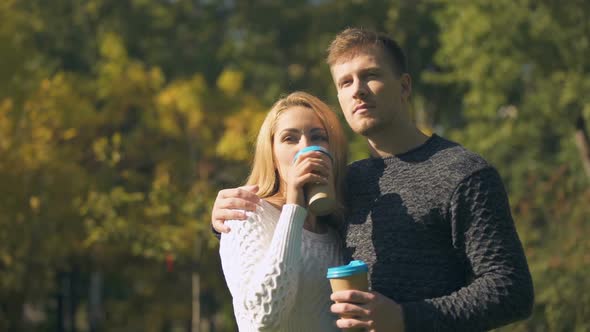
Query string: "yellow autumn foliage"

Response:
xmin=216 ymin=98 xmax=266 ymax=161
xmin=217 ymin=69 xmax=244 ymax=97
xmin=156 ymin=74 xmax=207 ymax=138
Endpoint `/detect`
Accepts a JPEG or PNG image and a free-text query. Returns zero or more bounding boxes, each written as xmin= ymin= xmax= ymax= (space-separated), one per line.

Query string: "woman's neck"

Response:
xmin=304 ymin=215 xmax=328 ymax=234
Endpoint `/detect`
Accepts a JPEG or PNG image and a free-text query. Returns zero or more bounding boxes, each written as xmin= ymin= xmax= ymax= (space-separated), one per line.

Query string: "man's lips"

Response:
xmin=353 ymin=103 xmax=374 ymax=114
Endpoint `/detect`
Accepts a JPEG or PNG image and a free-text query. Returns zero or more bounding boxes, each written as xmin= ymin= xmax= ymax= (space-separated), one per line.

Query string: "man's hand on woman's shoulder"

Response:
xmin=211 ymin=184 xmax=261 ymax=233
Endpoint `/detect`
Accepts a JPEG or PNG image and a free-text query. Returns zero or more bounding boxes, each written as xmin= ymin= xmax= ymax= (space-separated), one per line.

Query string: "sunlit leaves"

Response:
xmin=216 ymin=98 xmax=265 ymax=162
xmin=155 ymin=75 xmax=207 ymax=138
xmin=217 ymin=69 xmax=244 ymax=97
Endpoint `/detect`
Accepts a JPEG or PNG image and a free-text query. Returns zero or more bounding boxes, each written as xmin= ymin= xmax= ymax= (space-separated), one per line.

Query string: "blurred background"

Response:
xmin=0 ymin=0 xmax=589 ymax=331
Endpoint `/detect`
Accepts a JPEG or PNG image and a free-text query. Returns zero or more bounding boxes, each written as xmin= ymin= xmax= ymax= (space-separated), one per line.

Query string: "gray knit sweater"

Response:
xmin=343 ymin=134 xmax=534 ymax=331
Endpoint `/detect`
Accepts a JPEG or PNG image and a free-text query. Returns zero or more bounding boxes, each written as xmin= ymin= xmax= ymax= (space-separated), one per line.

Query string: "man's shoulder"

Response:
xmin=346 ymin=156 xmax=374 ymax=172
xmin=345 ymin=134 xmax=494 ymax=181
xmin=432 ymin=135 xmax=490 ymax=170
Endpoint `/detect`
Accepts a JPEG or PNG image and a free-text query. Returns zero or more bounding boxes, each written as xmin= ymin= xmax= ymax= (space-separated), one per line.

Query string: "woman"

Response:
xmin=219 ymin=91 xmax=348 ymax=331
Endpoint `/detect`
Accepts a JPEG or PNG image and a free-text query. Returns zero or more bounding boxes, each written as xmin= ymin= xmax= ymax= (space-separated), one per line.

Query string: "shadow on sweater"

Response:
xmin=344 ymin=155 xmax=468 ymax=303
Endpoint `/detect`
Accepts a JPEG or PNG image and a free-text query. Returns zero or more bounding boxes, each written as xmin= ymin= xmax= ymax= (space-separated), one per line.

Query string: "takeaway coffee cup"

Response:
xmin=292 ymin=145 xmax=336 ymax=216
xmin=326 ymin=260 xmax=369 ymax=332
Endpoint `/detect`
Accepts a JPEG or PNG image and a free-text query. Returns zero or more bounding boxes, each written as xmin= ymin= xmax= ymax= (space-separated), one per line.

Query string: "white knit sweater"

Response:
xmin=219 ymin=200 xmax=343 ymax=332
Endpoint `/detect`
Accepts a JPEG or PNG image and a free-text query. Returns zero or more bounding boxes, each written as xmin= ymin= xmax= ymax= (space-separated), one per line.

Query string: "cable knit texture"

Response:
xmin=344 ymin=134 xmax=534 ymax=331
xmin=220 ymin=200 xmax=343 ymax=331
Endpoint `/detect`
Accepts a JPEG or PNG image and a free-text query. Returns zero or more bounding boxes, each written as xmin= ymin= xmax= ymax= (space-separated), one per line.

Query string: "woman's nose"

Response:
xmin=298 ymin=135 xmax=313 ymax=148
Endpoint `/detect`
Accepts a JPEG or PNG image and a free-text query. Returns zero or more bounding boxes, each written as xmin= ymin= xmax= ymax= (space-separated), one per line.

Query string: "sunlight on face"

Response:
xmin=272 ymin=106 xmax=329 ymax=186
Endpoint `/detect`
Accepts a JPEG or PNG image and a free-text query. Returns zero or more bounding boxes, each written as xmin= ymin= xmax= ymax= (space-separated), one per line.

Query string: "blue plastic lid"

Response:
xmin=326 ymin=260 xmax=369 ymax=279
xmin=292 ymin=145 xmax=333 ymax=164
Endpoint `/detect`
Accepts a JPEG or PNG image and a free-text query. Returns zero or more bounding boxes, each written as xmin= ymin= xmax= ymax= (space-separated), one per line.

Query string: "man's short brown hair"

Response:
xmin=326 ymin=27 xmax=408 ymax=76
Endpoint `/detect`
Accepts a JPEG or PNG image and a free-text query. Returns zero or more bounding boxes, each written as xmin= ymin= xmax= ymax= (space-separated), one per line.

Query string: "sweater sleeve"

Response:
xmin=401 ymin=167 xmax=534 ymax=331
xmin=219 ymin=203 xmax=307 ymax=330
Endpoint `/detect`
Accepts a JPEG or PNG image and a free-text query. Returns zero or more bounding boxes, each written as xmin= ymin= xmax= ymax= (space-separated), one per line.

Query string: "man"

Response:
xmin=212 ymin=28 xmax=533 ymax=331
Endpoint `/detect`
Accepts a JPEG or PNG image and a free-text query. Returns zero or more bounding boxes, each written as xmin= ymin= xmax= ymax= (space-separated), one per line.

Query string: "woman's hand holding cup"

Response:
xmin=286 ymin=149 xmax=332 ymax=209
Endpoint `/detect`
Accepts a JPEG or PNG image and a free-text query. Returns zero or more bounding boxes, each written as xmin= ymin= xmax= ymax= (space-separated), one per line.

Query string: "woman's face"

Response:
xmin=272 ymin=106 xmax=330 ymax=188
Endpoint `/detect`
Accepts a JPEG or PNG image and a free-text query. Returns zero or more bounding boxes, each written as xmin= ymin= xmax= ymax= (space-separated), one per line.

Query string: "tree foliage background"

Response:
xmin=0 ymin=0 xmax=588 ymax=331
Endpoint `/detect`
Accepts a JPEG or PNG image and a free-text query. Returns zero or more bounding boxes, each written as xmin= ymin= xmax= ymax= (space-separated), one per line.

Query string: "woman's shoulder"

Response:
xmin=223 ymin=199 xmax=280 ymax=237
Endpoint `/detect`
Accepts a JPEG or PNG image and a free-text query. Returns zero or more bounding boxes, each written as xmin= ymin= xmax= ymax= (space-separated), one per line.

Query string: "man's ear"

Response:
xmin=400 ymin=73 xmax=412 ymax=102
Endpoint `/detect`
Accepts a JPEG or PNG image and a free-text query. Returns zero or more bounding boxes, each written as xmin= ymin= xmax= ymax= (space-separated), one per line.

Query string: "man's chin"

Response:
xmin=354 ymin=123 xmax=383 ymax=137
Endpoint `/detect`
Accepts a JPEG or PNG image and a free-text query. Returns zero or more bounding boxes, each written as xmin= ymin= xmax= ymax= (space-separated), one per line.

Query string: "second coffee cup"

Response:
xmin=326 ymin=260 xmax=370 ymax=332
xmin=292 ymin=145 xmax=336 ymax=216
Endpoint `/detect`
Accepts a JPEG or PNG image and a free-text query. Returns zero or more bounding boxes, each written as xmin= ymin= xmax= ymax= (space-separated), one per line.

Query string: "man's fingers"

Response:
xmin=212 ymin=208 xmax=254 ymax=233
xmin=335 ymin=317 xmax=372 ymax=329
xmin=331 ymin=302 xmax=369 ymax=317
xmin=213 ymin=209 xmax=248 ymax=222
xmin=217 ymin=198 xmax=259 ymax=212
xmin=240 ymin=184 xmax=259 ymax=193
xmin=219 ymin=187 xmax=260 ymax=203
xmin=212 ymin=219 xmax=231 ymax=233
xmin=211 ymin=185 xmax=260 ymax=234
xmin=331 ymin=290 xmax=374 ymax=303
xmin=211 ymin=207 xmax=251 ymax=233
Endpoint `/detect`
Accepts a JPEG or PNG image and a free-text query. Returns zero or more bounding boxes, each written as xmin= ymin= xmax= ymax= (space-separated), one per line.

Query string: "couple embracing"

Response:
xmin=212 ymin=27 xmax=534 ymax=332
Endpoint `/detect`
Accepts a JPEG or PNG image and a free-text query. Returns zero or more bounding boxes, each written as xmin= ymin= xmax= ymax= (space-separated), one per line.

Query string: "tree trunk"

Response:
xmin=2 ymin=292 xmax=24 ymax=331
xmin=192 ymin=240 xmax=203 ymax=332
xmin=57 ymin=270 xmax=79 ymax=332
xmin=200 ymin=316 xmax=210 ymax=332
xmin=57 ymin=271 xmax=71 ymax=332
xmin=88 ymin=271 xmax=103 ymax=332
xmin=574 ymin=114 xmax=590 ymax=179
xmin=192 ymin=272 xmax=200 ymax=332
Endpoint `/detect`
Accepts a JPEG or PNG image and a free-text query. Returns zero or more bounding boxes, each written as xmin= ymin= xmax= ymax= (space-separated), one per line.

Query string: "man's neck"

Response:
xmin=367 ymin=125 xmax=430 ymax=158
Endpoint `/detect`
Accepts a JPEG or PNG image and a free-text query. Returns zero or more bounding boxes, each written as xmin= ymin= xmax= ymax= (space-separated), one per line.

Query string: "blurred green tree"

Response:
xmin=431 ymin=0 xmax=590 ymax=330
xmin=1 ymin=0 xmax=589 ymax=331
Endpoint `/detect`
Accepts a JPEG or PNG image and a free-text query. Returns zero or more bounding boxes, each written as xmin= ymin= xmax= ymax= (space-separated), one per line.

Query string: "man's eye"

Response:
xmin=340 ymin=80 xmax=352 ymax=88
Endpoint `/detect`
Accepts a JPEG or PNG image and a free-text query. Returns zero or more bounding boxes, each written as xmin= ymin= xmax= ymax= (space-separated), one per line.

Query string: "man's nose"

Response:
xmin=352 ymin=79 xmax=368 ymax=99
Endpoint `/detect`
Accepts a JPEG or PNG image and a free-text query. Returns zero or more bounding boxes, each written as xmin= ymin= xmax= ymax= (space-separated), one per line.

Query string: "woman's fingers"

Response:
xmin=294 ymin=151 xmax=332 ymax=168
xmin=288 ymin=150 xmax=333 ymax=193
xmin=296 ymin=158 xmax=330 ymax=177
xmin=299 ymin=173 xmax=329 ymax=185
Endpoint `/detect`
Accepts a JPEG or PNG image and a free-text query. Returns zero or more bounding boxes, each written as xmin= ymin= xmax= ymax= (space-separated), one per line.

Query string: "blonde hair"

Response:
xmin=246 ymin=91 xmax=348 ymax=217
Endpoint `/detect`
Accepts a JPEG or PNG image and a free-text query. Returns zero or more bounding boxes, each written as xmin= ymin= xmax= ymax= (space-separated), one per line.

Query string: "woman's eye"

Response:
xmin=313 ymin=135 xmax=328 ymax=142
xmin=282 ymin=136 xmax=297 ymax=143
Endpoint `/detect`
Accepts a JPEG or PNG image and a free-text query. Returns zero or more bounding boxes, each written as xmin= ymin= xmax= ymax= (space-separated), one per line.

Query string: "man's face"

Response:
xmin=330 ymin=47 xmax=409 ymax=138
